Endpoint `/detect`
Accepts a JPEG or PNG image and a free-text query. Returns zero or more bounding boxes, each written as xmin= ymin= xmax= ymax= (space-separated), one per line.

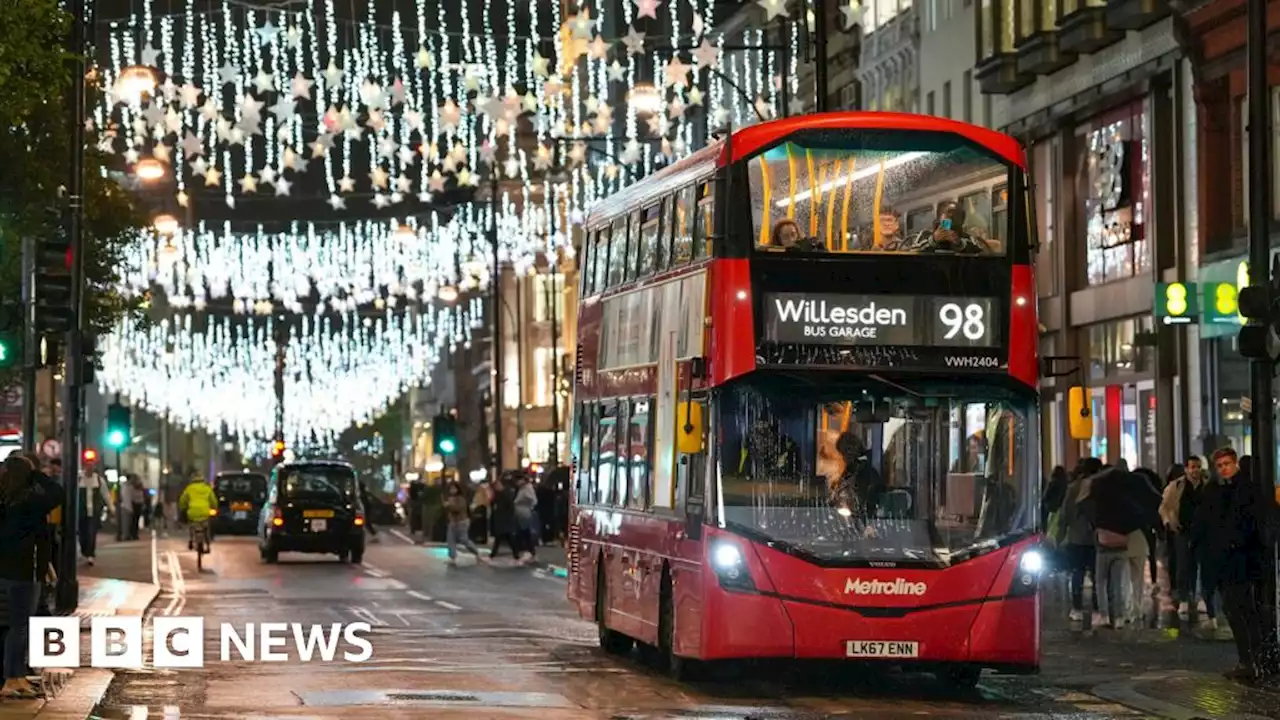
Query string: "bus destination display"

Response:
xmin=763 ymin=293 xmax=999 ymax=348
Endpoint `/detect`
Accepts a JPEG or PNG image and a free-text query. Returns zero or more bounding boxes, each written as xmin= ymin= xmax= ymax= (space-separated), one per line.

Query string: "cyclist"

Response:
xmin=178 ymin=473 xmax=217 ymax=551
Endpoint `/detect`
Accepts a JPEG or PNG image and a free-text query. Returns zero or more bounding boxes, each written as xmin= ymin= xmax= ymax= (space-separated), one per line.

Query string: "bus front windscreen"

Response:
xmin=748 ymin=133 xmax=1010 ymax=255
xmin=717 ymin=380 xmax=1036 ymax=565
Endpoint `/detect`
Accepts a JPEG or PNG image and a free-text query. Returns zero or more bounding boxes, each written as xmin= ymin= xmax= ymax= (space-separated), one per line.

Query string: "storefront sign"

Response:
xmin=1139 ymin=388 xmax=1157 ymax=470
xmin=762 ymin=293 xmax=999 ymax=347
xmin=1154 ymin=282 xmax=1198 ymax=324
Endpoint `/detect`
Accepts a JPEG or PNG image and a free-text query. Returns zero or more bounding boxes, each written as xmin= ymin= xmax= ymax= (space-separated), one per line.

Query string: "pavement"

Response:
xmin=3 ymin=526 xmax=1279 ymax=719
xmin=0 ymin=532 xmax=161 ymax=720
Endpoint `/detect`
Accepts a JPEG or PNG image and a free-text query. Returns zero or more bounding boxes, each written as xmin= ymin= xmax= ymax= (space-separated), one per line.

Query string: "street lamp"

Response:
xmin=393 ymin=223 xmax=416 ymax=243
xmin=437 ymin=285 xmax=459 ymax=303
xmin=134 ymin=157 xmax=166 ymax=181
xmin=116 ymin=65 xmax=157 ymax=104
xmin=152 ymin=213 xmax=179 ymax=236
xmin=628 ymin=83 xmax=665 ymax=115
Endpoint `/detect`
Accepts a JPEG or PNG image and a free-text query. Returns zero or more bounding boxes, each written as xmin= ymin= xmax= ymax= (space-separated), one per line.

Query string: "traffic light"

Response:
xmin=0 ymin=301 xmax=20 ymax=369
xmin=433 ymin=412 xmax=457 ymax=455
xmin=33 ymin=227 xmax=74 ymax=334
xmin=82 ymin=332 xmax=98 ymax=385
xmin=83 ymin=448 xmax=98 ymax=464
xmin=271 ymin=440 xmax=285 ymax=459
xmin=1237 ymin=283 xmax=1279 ymax=360
xmin=105 ymin=403 xmax=131 ymax=449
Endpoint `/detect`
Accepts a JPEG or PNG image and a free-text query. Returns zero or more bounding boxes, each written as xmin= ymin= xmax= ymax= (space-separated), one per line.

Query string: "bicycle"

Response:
xmin=190 ymin=514 xmax=213 ymax=571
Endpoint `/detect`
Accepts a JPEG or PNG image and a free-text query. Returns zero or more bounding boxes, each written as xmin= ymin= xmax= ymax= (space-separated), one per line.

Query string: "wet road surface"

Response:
xmin=88 ymin=533 xmax=1150 ymax=719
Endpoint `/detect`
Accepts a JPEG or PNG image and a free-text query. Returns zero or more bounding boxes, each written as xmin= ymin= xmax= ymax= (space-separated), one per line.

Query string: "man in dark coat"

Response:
xmin=488 ymin=475 xmax=519 ymax=559
xmin=1200 ymin=448 xmax=1276 ymax=681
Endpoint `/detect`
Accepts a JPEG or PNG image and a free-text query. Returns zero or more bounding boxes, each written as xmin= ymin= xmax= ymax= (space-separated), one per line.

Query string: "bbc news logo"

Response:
xmin=30 ymin=617 xmax=373 ymax=668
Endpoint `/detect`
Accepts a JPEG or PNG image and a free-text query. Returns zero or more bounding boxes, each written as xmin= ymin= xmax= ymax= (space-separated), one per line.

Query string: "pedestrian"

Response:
xmin=0 ymin=455 xmax=59 ymax=698
xmin=1084 ymin=465 xmax=1132 ymax=629
xmin=77 ymin=468 xmax=109 ymax=565
xmin=1200 ymin=448 xmax=1275 ymax=681
xmin=128 ymin=475 xmax=145 ymax=540
xmin=488 ymin=477 xmax=519 ymax=560
xmin=1131 ymin=467 xmax=1163 ymax=627
xmin=1056 ymin=457 xmax=1101 ymax=628
xmin=514 ymin=474 xmax=538 ymax=564
xmin=444 ymin=482 xmax=487 ymax=567
xmin=358 ymin=481 xmax=380 ymax=544
xmin=419 ymin=481 xmax=443 ymax=544
xmin=16 ymin=453 xmax=61 ymax=618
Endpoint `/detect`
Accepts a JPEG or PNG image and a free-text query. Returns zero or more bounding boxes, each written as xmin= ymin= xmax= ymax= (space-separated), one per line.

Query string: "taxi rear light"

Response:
xmin=354 ymin=514 xmax=365 ymax=526
xmin=271 ymin=508 xmax=283 ymax=527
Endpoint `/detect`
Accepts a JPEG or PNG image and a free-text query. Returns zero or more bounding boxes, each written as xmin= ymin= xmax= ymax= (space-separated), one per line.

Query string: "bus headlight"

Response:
xmin=1019 ymin=550 xmax=1044 ymax=575
xmin=710 ymin=540 xmax=753 ymax=590
xmin=1009 ymin=549 xmax=1044 ymax=597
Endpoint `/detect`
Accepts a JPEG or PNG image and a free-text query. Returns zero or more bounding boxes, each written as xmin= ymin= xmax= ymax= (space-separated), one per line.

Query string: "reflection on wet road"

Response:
xmin=89 ymin=535 xmax=1141 ymax=719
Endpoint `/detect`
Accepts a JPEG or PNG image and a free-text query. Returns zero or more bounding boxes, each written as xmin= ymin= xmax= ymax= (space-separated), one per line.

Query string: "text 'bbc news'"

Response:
xmin=30 ymin=617 xmax=373 ymax=669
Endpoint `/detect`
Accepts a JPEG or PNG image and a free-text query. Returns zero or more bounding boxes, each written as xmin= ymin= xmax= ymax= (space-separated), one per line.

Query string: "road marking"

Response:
xmin=150 ymin=529 xmax=159 ymax=587
xmin=390 ymin=529 xmax=416 ymax=545
xmin=129 ymin=705 xmax=149 ymax=719
xmin=348 ymin=605 xmax=383 ymax=626
xmin=362 ymin=567 xmax=388 ymax=578
xmin=406 ymin=590 xmax=434 ymax=602
xmin=435 ymin=600 xmax=462 ymax=611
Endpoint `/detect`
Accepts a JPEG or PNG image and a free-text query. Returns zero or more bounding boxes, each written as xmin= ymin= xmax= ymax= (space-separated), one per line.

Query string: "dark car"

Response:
xmin=213 ymin=472 xmax=268 ymax=534
xmin=259 ymin=460 xmax=366 ymax=564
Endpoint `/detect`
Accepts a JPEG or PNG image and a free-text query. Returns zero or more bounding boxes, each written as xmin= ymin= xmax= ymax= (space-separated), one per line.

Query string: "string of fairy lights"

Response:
xmin=94 ymin=0 xmax=864 ymax=452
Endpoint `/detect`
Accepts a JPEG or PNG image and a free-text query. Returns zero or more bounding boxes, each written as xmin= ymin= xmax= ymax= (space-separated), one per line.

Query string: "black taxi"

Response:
xmin=213 ymin=471 xmax=268 ymax=534
xmin=259 ymin=460 xmax=366 ymax=564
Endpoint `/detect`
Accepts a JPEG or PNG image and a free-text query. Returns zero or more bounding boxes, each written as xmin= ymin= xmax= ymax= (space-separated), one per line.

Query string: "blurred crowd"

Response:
xmin=1041 ymin=447 xmax=1276 ymax=683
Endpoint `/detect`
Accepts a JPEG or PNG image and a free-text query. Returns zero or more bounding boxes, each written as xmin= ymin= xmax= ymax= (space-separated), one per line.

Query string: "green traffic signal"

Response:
xmin=0 ymin=333 xmax=18 ymax=368
xmin=105 ymin=403 xmax=132 ymax=449
xmin=439 ymin=437 xmax=456 ymax=454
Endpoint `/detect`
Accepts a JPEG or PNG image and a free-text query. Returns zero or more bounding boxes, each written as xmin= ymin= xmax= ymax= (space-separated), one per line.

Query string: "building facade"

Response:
xmin=976 ymin=0 xmax=1190 ymax=472
xmin=858 ymin=0 xmax=920 ymax=112
xmin=919 ymin=0 xmax=995 ymax=126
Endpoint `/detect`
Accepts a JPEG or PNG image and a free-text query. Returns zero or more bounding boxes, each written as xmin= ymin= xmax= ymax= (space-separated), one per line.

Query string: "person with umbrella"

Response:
xmin=1078 ymin=461 xmax=1161 ymax=628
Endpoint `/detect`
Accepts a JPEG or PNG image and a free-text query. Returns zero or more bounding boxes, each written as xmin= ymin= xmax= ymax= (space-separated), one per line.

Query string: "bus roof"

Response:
xmin=586 ymin=112 xmax=1025 ymax=228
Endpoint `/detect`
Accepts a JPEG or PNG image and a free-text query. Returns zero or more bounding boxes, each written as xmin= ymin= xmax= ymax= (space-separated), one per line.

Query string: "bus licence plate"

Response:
xmin=845 ymin=641 xmax=918 ymax=658
xmin=310 ymin=519 xmax=327 ymax=532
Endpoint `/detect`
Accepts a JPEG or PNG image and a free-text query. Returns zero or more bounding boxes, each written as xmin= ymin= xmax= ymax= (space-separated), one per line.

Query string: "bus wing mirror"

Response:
xmin=1068 ymin=386 xmax=1093 ymax=440
xmin=677 ymin=402 xmax=705 ymax=455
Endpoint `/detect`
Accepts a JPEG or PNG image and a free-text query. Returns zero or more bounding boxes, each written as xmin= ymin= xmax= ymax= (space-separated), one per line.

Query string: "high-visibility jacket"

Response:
xmin=178 ymin=482 xmax=217 ymax=523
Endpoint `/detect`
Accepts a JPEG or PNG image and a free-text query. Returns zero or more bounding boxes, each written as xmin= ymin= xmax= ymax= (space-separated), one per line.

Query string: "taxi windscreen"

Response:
xmin=215 ymin=475 xmax=267 ymax=497
xmin=282 ymin=468 xmax=357 ymax=502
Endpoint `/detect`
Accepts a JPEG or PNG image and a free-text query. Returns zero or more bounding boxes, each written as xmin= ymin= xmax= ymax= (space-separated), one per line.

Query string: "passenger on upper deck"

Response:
xmin=770 ymin=218 xmax=826 ymax=252
xmin=899 ymin=201 xmax=993 ymax=255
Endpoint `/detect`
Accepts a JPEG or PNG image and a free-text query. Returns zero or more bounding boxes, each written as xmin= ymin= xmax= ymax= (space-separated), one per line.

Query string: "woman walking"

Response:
xmin=1 ymin=455 xmax=58 ymax=698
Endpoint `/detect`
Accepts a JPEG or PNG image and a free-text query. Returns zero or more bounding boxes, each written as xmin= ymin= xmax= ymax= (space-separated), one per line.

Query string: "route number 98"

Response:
xmin=939 ymin=303 xmax=986 ymax=341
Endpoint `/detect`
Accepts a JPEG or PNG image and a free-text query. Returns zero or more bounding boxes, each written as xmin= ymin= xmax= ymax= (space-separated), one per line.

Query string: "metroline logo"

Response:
xmin=844 ymin=578 xmax=928 ymax=596
xmin=29 ymin=617 xmax=373 ymax=669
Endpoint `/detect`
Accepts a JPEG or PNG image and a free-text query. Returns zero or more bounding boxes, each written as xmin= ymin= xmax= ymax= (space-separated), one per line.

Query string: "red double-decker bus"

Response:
xmin=567 ymin=112 xmax=1051 ymax=688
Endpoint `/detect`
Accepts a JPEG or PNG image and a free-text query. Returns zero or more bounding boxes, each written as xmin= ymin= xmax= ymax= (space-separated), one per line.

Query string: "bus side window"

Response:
xmin=639 ymin=206 xmax=659 ymax=279
xmin=595 ymin=226 xmax=611 ymax=293
xmin=628 ymin=397 xmax=653 ymax=510
xmin=608 ymin=217 xmax=627 ymax=288
xmin=582 ymin=230 xmax=595 ymax=296
xmin=694 ymin=183 xmax=713 ymax=260
xmin=626 ymin=211 xmax=643 ymax=283
xmin=615 ymin=399 xmax=632 ymax=507
xmin=655 ymin=196 xmax=673 ymax=273
xmin=597 ymin=403 xmax=619 ymax=505
xmin=672 ymin=186 xmax=694 ymax=265
xmin=578 ymin=402 xmax=596 ymax=505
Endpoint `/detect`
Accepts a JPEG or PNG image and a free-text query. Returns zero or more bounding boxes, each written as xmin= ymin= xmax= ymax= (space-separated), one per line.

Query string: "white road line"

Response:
xmin=362 ymin=561 xmax=387 ymax=574
xmin=406 ymin=590 xmax=434 ymax=602
xmin=129 ymin=704 xmax=148 ymax=719
xmin=435 ymin=600 xmax=462 ymax=611
xmin=362 ymin=568 xmax=388 ymax=578
xmin=389 ymin=529 xmax=416 ymax=545
xmin=348 ymin=605 xmax=383 ymax=626
xmin=150 ymin=529 xmax=159 ymax=587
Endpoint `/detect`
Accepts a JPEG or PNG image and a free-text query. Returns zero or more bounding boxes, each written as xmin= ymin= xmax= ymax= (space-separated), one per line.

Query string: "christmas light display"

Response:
xmin=91 ymin=0 xmax=853 ymax=448
xmin=98 ymin=298 xmax=484 ymax=452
